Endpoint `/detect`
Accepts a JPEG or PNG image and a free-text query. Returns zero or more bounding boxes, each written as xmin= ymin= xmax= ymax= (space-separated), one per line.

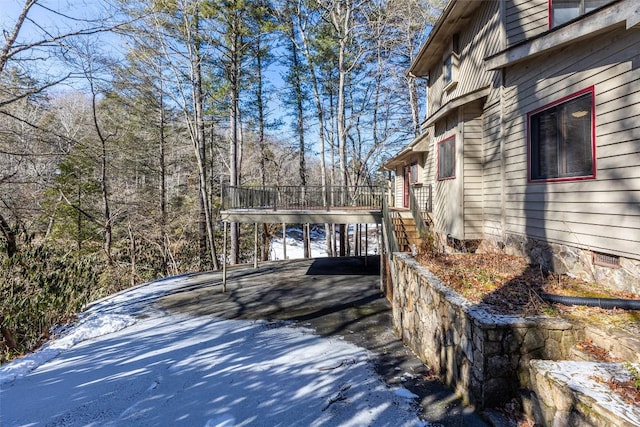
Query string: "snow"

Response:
xmin=0 ymin=250 xmax=426 ymax=426
xmin=270 ymin=225 xmax=380 ymax=261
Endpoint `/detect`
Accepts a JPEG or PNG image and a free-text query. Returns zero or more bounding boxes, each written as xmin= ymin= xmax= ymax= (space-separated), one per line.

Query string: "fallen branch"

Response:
xmin=322 ymin=384 xmax=351 ymax=411
xmin=318 ymin=358 xmax=355 ymax=371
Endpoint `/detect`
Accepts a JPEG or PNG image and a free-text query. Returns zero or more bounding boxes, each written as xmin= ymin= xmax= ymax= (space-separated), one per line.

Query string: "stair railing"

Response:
xmin=408 ymin=184 xmax=431 ymax=241
xmin=381 ymin=190 xmax=400 ymax=254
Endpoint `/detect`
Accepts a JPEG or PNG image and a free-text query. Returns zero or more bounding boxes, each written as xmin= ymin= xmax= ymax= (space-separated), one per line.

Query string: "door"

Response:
xmin=403 ymin=165 xmax=410 ymax=208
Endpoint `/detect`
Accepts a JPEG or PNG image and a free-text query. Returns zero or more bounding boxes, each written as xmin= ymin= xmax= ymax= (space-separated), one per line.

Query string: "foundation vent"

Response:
xmin=592 ymin=252 xmax=620 ymax=269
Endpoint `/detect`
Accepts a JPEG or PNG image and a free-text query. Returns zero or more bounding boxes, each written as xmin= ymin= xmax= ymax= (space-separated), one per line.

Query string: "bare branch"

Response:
xmin=0 ymin=0 xmax=38 ymax=74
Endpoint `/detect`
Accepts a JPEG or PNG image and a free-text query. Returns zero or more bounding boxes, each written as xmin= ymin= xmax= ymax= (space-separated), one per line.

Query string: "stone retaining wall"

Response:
xmin=390 ymin=253 xmax=580 ymax=408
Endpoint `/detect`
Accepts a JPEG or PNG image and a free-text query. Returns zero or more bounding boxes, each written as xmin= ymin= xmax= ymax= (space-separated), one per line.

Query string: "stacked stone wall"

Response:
xmin=390 ymin=253 xmax=580 ymax=408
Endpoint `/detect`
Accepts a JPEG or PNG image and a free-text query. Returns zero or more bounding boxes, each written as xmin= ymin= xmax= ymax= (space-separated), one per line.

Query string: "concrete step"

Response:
xmin=529 ymin=360 xmax=640 ymax=427
xmin=583 ymin=325 xmax=640 ymax=363
xmin=570 ymin=338 xmax=620 ymax=363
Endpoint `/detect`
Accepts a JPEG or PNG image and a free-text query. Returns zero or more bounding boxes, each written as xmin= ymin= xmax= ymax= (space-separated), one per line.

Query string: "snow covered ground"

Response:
xmin=0 ymin=234 xmax=426 ymax=426
xmin=269 ymin=225 xmax=380 ymax=261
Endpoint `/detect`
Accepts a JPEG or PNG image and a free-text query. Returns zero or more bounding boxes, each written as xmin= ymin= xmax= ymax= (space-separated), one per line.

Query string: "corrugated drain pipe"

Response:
xmin=541 ymin=293 xmax=640 ymax=310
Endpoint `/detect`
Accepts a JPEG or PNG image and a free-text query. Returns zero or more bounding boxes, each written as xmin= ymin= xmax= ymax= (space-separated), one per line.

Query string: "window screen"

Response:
xmin=529 ymin=91 xmax=594 ymax=181
xmin=438 ymin=137 xmax=455 ymax=180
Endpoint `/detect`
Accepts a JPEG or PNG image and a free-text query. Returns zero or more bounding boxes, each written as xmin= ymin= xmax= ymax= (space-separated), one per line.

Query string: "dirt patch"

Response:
xmin=415 ymin=252 xmax=640 ymax=336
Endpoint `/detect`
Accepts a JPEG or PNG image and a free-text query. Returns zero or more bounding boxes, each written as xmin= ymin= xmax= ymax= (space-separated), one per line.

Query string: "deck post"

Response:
xmin=254 ymin=222 xmax=258 ymax=268
xmin=282 ymin=222 xmax=287 ymax=260
xmin=222 ymin=221 xmax=227 ymax=292
xmin=365 ymin=223 xmax=368 ymax=267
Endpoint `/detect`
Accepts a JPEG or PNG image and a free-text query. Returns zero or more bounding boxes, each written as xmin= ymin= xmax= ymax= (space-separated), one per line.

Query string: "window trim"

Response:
xmin=437 ymin=136 xmax=456 ymax=181
xmin=527 ymin=86 xmax=596 ymax=183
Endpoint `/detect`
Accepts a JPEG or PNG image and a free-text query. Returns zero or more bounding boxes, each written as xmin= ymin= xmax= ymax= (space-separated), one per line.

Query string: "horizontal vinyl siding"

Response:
xmin=502 ymin=26 xmax=640 ymax=259
xmin=505 ymin=0 xmax=548 ymax=47
xmin=463 ymin=103 xmax=484 ymax=239
xmin=483 ymin=100 xmax=503 ymax=238
xmin=429 ymin=1 xmax=501 ymax=118
xmin=429 ymin=118 xmax=463 ymax=239
xmin=394 ymin=166 xmax=404 ymax=208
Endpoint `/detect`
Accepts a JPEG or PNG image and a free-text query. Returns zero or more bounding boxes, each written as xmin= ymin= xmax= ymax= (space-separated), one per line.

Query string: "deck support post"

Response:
xmin=282 ymin=222 xmax=287 ymax=260
xmin=254 ymin=222 xmax=258 ymax=268
xmin=222 ymin=221 xmax=227 ymax=292
xmin=365 ymin=224 xmax=368 ymax=267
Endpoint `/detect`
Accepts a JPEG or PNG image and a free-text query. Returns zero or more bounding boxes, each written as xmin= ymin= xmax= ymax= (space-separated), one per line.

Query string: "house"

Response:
xmin=383 ymin=0 xmax=640 ymax=294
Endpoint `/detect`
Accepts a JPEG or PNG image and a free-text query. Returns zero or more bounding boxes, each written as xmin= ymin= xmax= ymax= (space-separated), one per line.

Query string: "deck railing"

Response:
xmin=408 ymin=184 xmax=431 ymax=240
xmin=410 ymin=184 xmax=432 ymax=213
xmin=222 ymin=185 xmax=383 ymax=210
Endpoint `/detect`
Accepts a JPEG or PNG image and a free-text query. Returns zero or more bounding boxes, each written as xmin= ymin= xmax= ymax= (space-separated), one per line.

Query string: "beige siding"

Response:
xmin=502 ymin=26 xmax=640 ymax=259
xmin=394 ymin=165 xmax=404 ymax=208
xmin=429 ymin=1 xmax=502 ymax=116
xmin=483 ymin=99 xmax=503 ymax=238
xmin=462 ymin=103 xmax=484 ymax=239
xmin=504 ymin=0 xmax=548 ymax=47
xmin=427 ymin=116 xmax=463 ymax=239
xmin=424 ymin=2 xmax=506 ymax=241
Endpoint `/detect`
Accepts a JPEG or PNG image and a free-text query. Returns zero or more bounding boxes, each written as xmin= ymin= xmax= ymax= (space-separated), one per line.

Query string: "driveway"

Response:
xmin=158 ymin=256 xmax=487 ymax=426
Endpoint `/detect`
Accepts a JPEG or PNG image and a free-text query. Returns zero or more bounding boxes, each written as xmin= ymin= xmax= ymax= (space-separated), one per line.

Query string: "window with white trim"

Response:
xmin=528 ymin=88 xmax=595 ymax=181
xmin=551 ymin=0 xmax=613 ymax=27
xmin=442 ymin=34 xmax=459 ymax=90
xmin=410 ymin=161 xmax=419 ymax=183
xmin=438 ymin=136 xmax=455 ymax=180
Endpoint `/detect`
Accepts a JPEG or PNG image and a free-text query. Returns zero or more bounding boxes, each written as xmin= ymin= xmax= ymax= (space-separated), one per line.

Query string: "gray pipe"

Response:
xmin=541 ymin=293 xmax=640 ymax=310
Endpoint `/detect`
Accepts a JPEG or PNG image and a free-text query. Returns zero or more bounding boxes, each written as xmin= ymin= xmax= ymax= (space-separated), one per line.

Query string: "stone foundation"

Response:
xmin=390 ymin=253 xmax=580 ymax=408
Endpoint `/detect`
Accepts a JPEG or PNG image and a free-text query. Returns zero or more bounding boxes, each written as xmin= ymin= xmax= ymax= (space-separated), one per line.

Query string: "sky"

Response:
xmin=3 ymin=0 xmax=293 ymax=136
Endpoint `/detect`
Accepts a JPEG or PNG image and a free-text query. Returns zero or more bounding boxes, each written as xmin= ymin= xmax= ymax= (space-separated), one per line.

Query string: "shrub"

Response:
xmin=0 ymin=244 xmax=107 ymax=363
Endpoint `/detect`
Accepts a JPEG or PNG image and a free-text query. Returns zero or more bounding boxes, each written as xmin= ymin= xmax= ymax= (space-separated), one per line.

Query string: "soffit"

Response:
xmin=409 ymin=0 xmax=482 ymax=78
xmin=381 ymin=133 xmax=430 ymax=170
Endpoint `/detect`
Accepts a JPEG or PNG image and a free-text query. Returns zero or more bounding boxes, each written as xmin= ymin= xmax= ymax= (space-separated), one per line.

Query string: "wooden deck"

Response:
xmin=220 ymin=185 xmax=383 ymax=224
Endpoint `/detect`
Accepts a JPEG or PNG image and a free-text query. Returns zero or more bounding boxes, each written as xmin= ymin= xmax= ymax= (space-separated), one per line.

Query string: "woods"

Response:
xmin=0 ymin=0 xmax=443 ymax=360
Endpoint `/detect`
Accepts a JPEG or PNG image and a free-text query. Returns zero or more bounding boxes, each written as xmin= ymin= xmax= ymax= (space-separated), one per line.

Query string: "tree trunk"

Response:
xmin=159 ymin=75 xmax=169 ymax=275
xmin=298 ymin=8 xmax=332 ymax=257
xmin=229 ymin=11 xmax=242 ymax=265
xmin=0 ymin=213 xmax=17 ymax=259
xmin=191 ymin=8 xmax=219 ymax=271
xmin=88 ymin=78 xmax=113 ymax=266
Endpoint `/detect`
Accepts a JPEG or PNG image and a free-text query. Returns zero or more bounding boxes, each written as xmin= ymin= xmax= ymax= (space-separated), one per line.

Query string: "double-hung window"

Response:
xmin=438 ymin=136 xmax=455 ymax=180
xmin=442 ymin=34 xmax=459 ymax=90
xmin=528 ymin=88 xmax=595 ymax=182
xmin=410 ymin=162 xmax=419 ymax=183
xmin=551 ymin=0 xmax=613 ymax=27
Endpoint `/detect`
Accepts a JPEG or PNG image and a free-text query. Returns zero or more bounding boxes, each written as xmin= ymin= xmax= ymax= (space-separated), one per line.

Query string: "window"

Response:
xmin=550 ymin=0 xmax=613 ymax=27
xmin=528 ymin=88 xmax=595 ymax=182
xmin=410 ymin=162 xmax=419 ymax=183
xmin=443 ymin=55 xmax=454 ymax=85
xmin=438 ymin=136 xmax=455 ymax=180
xmin=442 ymin=34 xmax=459 ymax=90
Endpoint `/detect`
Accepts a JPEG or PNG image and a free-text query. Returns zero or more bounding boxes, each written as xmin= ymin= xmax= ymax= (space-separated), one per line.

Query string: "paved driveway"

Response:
xmin=158 ymin=256 xmax=487 ymax=427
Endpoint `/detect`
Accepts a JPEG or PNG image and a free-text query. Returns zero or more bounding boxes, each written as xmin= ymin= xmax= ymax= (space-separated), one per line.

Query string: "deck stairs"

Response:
xmin=391 ymin=210 xmax=421 ymax=253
